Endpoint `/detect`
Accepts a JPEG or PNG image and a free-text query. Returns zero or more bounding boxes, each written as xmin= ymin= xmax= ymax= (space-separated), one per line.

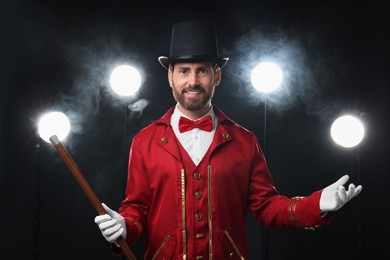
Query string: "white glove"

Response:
xmin=320 ymin=174 xmax=362 ymax=213
xmin=94 ymin=203 xmax=127 ymax=244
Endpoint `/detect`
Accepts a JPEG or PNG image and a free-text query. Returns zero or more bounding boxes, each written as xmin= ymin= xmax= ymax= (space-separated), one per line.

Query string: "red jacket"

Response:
xmin=117 ymin=106 xmax=331 ymax=259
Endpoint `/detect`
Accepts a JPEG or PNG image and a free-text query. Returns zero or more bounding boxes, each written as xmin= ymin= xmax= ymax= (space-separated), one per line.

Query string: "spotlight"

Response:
xmin=331 ymin=115 xmax=365 ymax=148
xmin=251 ymin=62 xmax=283 ymax=93
xmin=110 ymin=65 xmax=141 ymax=97
xmin=37 ymin=111 xmax=70 ymax=143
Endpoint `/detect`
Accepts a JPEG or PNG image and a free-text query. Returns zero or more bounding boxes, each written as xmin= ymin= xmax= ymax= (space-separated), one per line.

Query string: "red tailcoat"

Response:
xmin=117 ymin=106 xmax=331 ymax=259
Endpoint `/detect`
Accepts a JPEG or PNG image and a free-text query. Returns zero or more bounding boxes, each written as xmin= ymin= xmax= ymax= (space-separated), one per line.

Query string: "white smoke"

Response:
xmin=225 ymin=23 xmax=346 ymax=121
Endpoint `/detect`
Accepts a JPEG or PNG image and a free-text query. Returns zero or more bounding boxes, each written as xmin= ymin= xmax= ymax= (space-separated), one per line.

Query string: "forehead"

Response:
xmin=173 ymin=61 xmax=214 ymax=69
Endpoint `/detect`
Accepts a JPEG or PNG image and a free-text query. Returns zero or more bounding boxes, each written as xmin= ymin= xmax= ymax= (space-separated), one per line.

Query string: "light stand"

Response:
xmin=261 ymin=96 xmax=270 ymax=260
xmin=356 ymin=148 xmax=363 ymax=260
xmin=330 ymin=114 xmax=364 ymax=260
xmin=251 ymin=61 xmax=283 ymax=260
xmin=33 ymin=139 xmax=41 ymax=260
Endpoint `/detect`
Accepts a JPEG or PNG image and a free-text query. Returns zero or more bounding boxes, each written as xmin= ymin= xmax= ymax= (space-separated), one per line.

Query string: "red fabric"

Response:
xmin=176 ymin=135 xmax=212 ymax=258
xmin=178 ymin=115 xmax=213 ymax=133
xmin=115 ymin=106 xmax=331 ymax=259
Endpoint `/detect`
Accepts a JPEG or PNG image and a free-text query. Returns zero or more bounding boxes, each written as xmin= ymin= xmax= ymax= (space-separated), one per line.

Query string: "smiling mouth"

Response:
xmin=184 ymin=90 xmax=203 ymax=98
xmin=183 ymin=86 xmax=203 ymax=94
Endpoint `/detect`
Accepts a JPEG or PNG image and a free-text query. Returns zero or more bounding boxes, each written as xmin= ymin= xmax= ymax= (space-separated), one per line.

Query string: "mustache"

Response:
xmin=182 ymin=85 xmax=204 ymax=92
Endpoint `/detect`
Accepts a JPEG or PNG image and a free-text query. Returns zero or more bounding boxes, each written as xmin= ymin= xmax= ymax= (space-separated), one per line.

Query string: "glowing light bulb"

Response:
xmin=38 ymin=111 xmax=70 ymax=143
xmin=251 ymin=62 xmax=283 ymax=93
xmin=331 ymin=115 xmax=365 ymax=148
xmin=110 ymin=65 xmax=141 ymax=96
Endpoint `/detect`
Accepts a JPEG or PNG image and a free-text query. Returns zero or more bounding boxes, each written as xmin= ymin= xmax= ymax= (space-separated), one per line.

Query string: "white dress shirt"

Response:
xmin=171 ymin=104 xmax=218 ymax=166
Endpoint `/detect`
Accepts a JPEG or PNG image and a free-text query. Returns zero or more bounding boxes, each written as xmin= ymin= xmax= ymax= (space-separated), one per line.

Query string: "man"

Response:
xmin=95 ymin=20 xmax=362 ymax=259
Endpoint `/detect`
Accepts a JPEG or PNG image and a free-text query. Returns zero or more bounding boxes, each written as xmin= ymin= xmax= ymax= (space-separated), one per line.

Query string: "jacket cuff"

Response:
xmin=288 ymin=190 xmax=332 ymax=230
xmin=109 ymin=216 xmax=143 ymax=256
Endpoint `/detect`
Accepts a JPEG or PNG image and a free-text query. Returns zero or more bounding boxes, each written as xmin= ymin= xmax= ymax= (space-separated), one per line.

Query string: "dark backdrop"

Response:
xmin=1 ymin=0 xmax=389 ymax=259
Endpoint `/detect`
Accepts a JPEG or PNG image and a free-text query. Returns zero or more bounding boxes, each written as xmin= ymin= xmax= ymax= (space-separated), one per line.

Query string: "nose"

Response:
xmin=187 ymin=71 xmax=199 ymax=87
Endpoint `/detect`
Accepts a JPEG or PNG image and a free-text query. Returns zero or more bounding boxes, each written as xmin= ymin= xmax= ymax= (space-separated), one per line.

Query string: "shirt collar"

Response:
xmin=171 ymin=103 xmax=218 ymax=131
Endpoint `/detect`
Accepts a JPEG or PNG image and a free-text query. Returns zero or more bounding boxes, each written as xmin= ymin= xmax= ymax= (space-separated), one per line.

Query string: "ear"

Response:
xmin=168 ymin=69 xmax=174 ymax=88
xmin=214 ymin=67 xmax=221 ymax=87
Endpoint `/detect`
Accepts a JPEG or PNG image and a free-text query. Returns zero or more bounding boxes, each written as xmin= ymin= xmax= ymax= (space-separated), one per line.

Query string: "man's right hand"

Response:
xmin=95 ymin=203 xmax=127 ymax=243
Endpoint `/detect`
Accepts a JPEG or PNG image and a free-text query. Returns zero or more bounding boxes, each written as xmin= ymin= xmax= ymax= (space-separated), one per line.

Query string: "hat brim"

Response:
xmin=158 ymin=56 xmax=229 ymax=70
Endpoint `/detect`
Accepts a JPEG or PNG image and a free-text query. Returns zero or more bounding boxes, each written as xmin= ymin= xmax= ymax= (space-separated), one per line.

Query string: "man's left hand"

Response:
xmin=319 ymin=174 xmax=362 ymax=212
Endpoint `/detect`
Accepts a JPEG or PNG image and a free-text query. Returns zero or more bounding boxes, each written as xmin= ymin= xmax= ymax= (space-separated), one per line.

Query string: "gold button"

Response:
xmin=195 ymin=233 xmax=203 ymax=239
xmin=195 ymin=214 xmax=202 ymax=221
xmin=195 ymin=192 xmax=202 ymax=199
xmin=193 ymin=172 xmax=200 ymax=180
xmin=161 ymin=138 xmax=168 ymax=144
xmin=196 ymin=256 xmax=203 ymax=259
xmin=230 ymin=252 xmax=234 ymax=257
xmin=222 ymin=132 xmax=229 ymax=139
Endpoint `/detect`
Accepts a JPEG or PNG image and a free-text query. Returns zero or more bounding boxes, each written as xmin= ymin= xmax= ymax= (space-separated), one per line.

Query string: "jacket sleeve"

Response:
xmin=247 ymin=135 xmax=331 ymax=229
xmin=118 ymin=136 xmax=150 ymax=247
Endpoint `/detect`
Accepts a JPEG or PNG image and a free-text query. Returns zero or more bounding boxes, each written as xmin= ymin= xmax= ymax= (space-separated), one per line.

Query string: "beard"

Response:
xmin=173 ymin=84 xmax=213 ymax=112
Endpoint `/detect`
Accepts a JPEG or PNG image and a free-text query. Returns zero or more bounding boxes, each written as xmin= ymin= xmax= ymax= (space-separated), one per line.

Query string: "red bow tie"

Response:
xmin=178 ymin=116 xmax=213 ymax=133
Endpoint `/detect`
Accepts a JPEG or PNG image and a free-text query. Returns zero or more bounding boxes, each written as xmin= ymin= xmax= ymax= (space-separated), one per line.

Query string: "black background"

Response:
xmin=1 ymin=0 xmax=389 ymax=259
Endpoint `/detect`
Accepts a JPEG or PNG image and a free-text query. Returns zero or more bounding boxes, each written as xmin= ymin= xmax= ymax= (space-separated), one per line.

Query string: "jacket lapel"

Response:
xmin=153 ymin=106 xmax=182 ymax=162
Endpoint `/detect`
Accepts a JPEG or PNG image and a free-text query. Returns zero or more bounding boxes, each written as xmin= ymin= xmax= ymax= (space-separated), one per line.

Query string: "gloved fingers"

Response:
xmin=346 ymin=183 xmax=363 ymax=199
xmin=99 ymin=203 xmax=126 ymax=239
xmin=112 ymin=228 xmax=124 ymax=242
xmin=338 ymin=185 xmax=348 ymax=204
xmin=321 ymin=176 xmax=362 ymax=213
xmin=346 ymin=183 xmax=355 ymax=198
xmin=102 ymin=203 xmax=115 ymax=215
xmin=354 ymin=185 xmax=363 ymax=197
xmin=329 ymin=175 xmax=349 ymax=189
xmin=101 ymin=221 xmax=120 ymax=236
xmin=95 ymin=214 xmax=112 ymax=224
xmin=98 ymin=219 xmax=118 ymax=231
xmin=102 ymin=225 xmax=124 ymax=243
xmin=102 ymin=203 xmax=122 ymax=219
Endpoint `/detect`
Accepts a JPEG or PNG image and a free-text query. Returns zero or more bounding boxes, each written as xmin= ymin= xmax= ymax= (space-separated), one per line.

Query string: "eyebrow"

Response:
xmin=176 ymin=64 xmax=212 ymax=71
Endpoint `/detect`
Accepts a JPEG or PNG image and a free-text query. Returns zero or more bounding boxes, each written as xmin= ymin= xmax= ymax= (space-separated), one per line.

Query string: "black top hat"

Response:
xmin=158 ymin=20 xmax=229 ymax=69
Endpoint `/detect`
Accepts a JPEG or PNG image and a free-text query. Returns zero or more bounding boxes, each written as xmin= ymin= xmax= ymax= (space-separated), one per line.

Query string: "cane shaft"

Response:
xmin=49 ymin=135 xmax=136 ymax=260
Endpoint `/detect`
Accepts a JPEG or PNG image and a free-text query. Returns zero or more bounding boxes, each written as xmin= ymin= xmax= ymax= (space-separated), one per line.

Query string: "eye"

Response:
xmin=199 ymin=68 xmax=209 ymax=74
xmin=178 ymin=68 xmax=189 ymax=74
